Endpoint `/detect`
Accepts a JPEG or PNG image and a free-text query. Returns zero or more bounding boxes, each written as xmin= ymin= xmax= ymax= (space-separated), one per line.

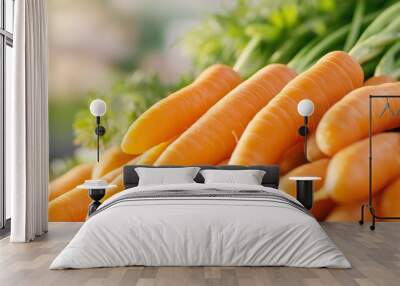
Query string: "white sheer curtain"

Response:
xmin=7 ymin=0 xmax=49 ymax=242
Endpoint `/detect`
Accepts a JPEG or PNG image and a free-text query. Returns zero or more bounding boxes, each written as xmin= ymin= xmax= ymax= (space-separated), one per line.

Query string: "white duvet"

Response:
xmin=50 ymin=183 xmax=350 ymax=269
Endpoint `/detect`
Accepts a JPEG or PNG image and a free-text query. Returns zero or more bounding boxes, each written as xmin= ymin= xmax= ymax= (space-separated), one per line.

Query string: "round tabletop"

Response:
xmin=289 ymin=176 xmax=321 ymax=181
xmin=77 ymin=184 xmax=117 ymax=190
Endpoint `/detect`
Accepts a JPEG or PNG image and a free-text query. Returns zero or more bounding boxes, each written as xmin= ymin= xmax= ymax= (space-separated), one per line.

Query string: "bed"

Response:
xmin=50 ymin=165 xmax=350 ymax=269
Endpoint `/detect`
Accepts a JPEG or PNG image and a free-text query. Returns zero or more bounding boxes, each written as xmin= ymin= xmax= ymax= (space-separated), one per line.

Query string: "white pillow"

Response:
xmin=200 ymin=169 xmax=266 ymax=185
xmin=135 ymin=167 xmax=200 ymax=186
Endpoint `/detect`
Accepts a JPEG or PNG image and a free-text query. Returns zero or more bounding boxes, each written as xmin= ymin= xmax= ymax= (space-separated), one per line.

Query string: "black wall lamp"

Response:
xmin=89 ymin=99 xmax=107 ymax=162
xmin=297 ymin=99 xmax=315 ymax=162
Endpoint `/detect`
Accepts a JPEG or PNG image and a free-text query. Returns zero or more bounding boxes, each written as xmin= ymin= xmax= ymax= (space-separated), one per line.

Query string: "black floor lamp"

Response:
xmin=359 ymin=95 xmax=400 ymax=230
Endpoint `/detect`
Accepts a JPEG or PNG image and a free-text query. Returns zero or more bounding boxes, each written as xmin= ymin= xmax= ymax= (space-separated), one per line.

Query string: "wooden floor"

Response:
xmin=0 ymin=222 xmax=399 ymax=286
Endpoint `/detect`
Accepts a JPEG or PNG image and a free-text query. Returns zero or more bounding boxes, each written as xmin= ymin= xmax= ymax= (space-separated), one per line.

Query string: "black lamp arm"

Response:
xmin=298 ymin=116 xmax=309 ymax=162
xmin=94 ymin=116 xmax=106 ymax=162
xmin=304 ymin=116 xmax=308 ymax=161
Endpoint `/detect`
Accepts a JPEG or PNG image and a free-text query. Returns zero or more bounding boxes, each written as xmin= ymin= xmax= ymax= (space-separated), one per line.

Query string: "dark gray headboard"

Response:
xmin=123 ymin=165 xmax=280 ymax=189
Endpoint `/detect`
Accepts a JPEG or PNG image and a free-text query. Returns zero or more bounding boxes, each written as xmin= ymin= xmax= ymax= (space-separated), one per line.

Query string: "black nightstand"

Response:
xmin=78 ymin=181 xmax=116 ymax=216
xmin=289 ymin=176 xmax=321 ymax=210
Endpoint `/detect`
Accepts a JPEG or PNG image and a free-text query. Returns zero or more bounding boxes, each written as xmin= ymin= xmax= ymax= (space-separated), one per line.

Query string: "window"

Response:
xmin=0 ymin=0 xmax=14 ymax=232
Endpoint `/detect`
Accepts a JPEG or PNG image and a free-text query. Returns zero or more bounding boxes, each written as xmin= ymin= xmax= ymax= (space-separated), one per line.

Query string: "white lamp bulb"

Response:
xmin=90 ymin=99 xmax=107 ymax=117
xmin=297 ymin=99 xmax=314 ymax=117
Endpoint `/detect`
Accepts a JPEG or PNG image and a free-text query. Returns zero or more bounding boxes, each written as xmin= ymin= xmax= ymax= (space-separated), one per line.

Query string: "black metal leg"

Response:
xmin=88 ymin=201 xmax=102 ymax=216
xmin=296 ymin=180 xmax=313 ymax=210
xmin=88 ymin=189 xmax=105 ymax=216
xmin=370 ymin=206 xmax=376 ymax=231
xmin=359 ymin=204 xmax=365 ymax=225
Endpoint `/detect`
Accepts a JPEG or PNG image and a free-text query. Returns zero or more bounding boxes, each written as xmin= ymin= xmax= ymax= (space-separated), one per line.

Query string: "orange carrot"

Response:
xmin=49 ymin=163 xmax=93 ymax=201
xmin=306 ymin=132 xmax=327 ymax=162
xmin=48 ymin=167 xmax=122 ymax=222
xmin=155 ymin=64 xmax=296 ymax=165
xmin=363 ymin=75 xmax=396 ymax=86
xmin=316 ymin=82 xmax=400 ymax=156
xmin=310 ymin=196 xmax=336 ymax=221
xmin=92 ymin=146 xmax=136 ymax=179
xmin=48 ymin=152 xmax=149 ymax=222
xmin=101 ymin=152 xmax=154 ymax=201
xmin=230 ymin=51 xmax=364 ymax=165
xmin=121 ymin=64 xmax=241 ymax=154
xmin=380 ymin=177 xmax=400 ymax=218
xmin=326 ymin=201 xmax=374 ymax=222
xmin=326 ymin=195 xmax=381 ymax=222
xmin=99 ymin=153 xmax=151 ymax=202
xmin=48 ymin=154 xmax=145 ymax=222
xmin=135 ymin=138 xmax=175 ymax=165
xmin=49 ymin=142 xmax=177 ymax=221
xmin=277 ymin=141 xmax=307 ymax=175
xmin=217 ymin=158 xmax=230 ymax=165
xmin=102 ymin=174 xmax=125 ymax=201
xmin=279 ymin=159 xmax=329 ymax=197
xmin=324 ymin=133 xmax=400 ymax=203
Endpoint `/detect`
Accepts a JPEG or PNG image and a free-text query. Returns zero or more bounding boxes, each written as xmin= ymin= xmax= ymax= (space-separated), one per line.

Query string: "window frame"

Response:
xmin=0 ymin=0 xmax=14 ymax=232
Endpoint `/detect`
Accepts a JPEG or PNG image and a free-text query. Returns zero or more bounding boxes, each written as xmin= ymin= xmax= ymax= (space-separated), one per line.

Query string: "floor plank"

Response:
xmin=0 ymin=222 xmax=398 ymax=286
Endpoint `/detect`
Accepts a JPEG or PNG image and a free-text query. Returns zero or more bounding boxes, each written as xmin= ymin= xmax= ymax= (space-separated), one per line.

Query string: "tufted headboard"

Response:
xmin=123 ymin=165 xmax=280 ymax=189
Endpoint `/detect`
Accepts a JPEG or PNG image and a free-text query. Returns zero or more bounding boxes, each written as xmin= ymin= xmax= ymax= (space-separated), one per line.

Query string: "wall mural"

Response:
xmin=48 ymin=0 xmax=400 ymax=222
